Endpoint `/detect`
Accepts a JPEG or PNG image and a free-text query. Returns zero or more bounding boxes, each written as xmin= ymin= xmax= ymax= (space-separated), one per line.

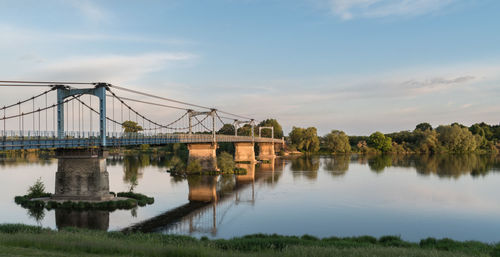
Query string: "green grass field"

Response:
xmin=0 ymin=224 xmax=498 ymax=257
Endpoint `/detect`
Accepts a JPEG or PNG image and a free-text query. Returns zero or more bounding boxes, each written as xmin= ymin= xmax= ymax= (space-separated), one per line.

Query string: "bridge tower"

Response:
xmin=56 ymin=83 xmax=108 ymax=147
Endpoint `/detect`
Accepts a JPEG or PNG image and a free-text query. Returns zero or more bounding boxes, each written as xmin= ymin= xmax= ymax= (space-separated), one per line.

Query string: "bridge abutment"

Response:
xmin=187 ymin=143 xmax=218 ymax=171
xmin=258 ymin=142 xmax=276 ymax=160
xmin=234 ymin=142 xmax=255 ymax=163
xmin=52 ymin=149 xmax=114 ymax=201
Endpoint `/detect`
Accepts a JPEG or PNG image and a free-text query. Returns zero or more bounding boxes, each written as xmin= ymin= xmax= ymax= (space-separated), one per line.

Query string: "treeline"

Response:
xmin=287 ymin=122 xmax=500 ymax=154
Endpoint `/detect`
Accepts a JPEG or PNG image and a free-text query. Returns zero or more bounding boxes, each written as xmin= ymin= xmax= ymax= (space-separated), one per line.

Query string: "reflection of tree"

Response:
xmin=363 ymin=153 xmax=500 ymax=179
xmin=323 ymin=155 xmax=350 ymax=177
xmin=290 ymin=156 xmax=320 ymax=180
xmin=368 ymin=155 xmax=392 ymax=173
xmin=0 ymin=151 xmax=53 ymax=167
xmin=219 ymin=174 xmax=236 ymax=194
xmin=27 ymin=207 xmax=45 ymax=225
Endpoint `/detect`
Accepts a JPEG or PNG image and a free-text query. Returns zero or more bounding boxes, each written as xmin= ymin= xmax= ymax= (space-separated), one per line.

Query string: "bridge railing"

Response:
xmin=0 ymin=130 xmax=284 ymax=150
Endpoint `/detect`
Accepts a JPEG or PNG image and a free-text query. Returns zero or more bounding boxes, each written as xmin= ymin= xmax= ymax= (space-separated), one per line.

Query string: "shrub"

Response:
xmin=186 ymin=160 xmax=202 ymax=173
xmin=217 ymin=152 xmax=235 ymax=173
xmin=27 ymin=178 xmax=48 ymax=198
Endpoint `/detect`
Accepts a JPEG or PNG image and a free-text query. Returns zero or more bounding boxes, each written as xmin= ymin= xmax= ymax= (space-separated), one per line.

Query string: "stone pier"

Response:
xmin=187 ymin=143 xmax=218 ymax=171
xmin=234 ymin=142 xmax=255 ymax=163
xmin=52 ymin=149 xmax=114 ymax=201
xmin=258 ymin=142 xmax=276 ymax=160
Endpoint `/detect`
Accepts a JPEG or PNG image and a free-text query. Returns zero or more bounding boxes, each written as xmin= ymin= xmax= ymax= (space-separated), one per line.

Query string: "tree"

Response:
xmin=289 ymin=126 xmax=320 ymax=153
xmin=324 ymin=130 xmax=351 ymax=153
xmin=368 ymin=132 xmax=392 ymax=152
xmin=217 ymin=124 xmax=235 ymax=135
xmin=217 ymin=152 xmax=235 ymax=173
xmin=122 ymin=121 xmax=143 ymax=133
xmin=258 ymin=119 xmax=283 ymax=139
xmin=415 ymin=122 xmax=433 ymax=131
xmin=436 ymin=124 xmax=480 ymax=153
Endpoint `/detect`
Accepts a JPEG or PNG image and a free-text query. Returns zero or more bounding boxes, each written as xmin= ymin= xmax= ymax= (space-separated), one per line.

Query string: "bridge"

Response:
xmin=0 ymin=81 xmax=284 ymax=171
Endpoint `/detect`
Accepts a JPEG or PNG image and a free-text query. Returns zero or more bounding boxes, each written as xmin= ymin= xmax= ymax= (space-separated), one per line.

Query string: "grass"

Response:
xmin=0 ymin=224 xmax=498 ymax=257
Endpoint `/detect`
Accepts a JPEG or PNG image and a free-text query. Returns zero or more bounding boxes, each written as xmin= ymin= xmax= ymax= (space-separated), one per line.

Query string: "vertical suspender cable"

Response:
xmin=45 ymin=93 xmax=48 ymax=132
xmin=32 ymin=98 xmax=35 ymax=132
xmin=90 ymin=96 xmax=92 ymax=135
xmin=113 ymin=95 xmax=115 ymax=134
xmin=18 ymin=104 xmax=21 ymax=136
xmin=72 ymin=99 xmax=74 ymax=132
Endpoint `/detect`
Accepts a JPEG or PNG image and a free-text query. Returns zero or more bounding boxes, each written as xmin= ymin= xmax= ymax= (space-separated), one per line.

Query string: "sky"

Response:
xmin=0 ymin=0 xmax=499 ymax=135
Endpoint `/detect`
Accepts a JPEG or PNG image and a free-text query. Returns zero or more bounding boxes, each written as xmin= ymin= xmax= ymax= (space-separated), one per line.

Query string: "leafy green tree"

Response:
xmin=122 ymin=121 xmax=143 ymax=133
xmin=289 ymin=127 xmax=320 ymax=153
xmin=217 ymin=124 xmax=235 ymax=135
xmin=415 ymin=122 xmax=433 ymax=131
xmin=414 ymin=129 xmax=440 ymax=153
xmin=217 ymin=152 xmax=235 ymax=173
xmin=324 ymin=130 xmax=351 ymax=153
xmin=258 ymin=119 xmax=284 ymax=139
xmin=368 ymin=132 xmax=392 ymax=152
xmin=436 ymin=124 xmax=480 ymax=153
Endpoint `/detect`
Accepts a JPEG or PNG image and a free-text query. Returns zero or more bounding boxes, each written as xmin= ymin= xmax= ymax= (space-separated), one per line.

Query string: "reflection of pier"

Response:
xmin=56 ymin=209 xmax=109 ymax=231
xmin=123 ymin=158 xmax=284 ymax=235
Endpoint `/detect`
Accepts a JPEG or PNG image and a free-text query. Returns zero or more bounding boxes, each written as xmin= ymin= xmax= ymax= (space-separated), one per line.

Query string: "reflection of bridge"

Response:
xmin=123 ymin=159 xmax=284 ymax=235
xmin=0 ymin=81 xmax=283 ymax=171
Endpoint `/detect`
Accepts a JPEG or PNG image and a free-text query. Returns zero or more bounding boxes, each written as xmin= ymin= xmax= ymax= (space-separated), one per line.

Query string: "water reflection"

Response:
xmin=124 ymin=158 xmax=285 ymax=236
xmin=56 ymin=209 xmax=109 ymax=231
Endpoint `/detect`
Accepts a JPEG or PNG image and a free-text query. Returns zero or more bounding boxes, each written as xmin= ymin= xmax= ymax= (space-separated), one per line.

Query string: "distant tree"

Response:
xmin=122 ymin=121 xmax=143 ymax=133
xmin=258 ymin=119 xmax=284 ymax=139
xmin=289 ymin=126 xmax=320 ymax=153
xmin=414 ymin=129 xmax=440 ymax=153
xmin=415 ymin=122 xmax=433 ymax=131
xmin=324 ymin=130 xmax=351 ymax=153
xmin=218 ymin=124 xmax=235 ymax=135
xmin=368 ymin=132 xmax=392 ymax=152
xmin=436 ymin=124 xmax=480 ymax=153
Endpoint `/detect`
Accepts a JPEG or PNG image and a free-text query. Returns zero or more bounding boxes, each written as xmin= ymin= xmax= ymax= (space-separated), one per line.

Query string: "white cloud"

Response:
xmin=26 ymin=53 xmax=197 ymax=84
xmin=328 ymin=0 xmax=455 ymax=20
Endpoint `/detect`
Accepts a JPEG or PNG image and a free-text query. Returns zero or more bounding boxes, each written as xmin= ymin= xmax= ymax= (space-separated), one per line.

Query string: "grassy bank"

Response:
xmin=0 ymin=224 xmax=498 ymax=257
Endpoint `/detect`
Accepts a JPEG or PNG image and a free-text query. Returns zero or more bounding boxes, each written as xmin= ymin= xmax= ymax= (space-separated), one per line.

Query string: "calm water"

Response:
xmin=1 ymin=153 xmax=500 ymax=242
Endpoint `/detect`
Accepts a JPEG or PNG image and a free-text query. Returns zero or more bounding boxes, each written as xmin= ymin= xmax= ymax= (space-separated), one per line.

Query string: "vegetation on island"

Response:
xmin=14 ymin=179 xmax=154 ymax=212
xmin=0 ymin=224 xmax=497 ymax=257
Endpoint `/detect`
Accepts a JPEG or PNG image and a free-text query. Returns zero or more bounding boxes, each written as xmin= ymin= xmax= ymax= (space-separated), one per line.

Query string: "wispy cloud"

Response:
xmin=327 ymin=0 xmax=455 ymax=20
xmin=65 ymin=0 xmax=109 ymax=23
xmin=27 ymin=53 xmax=197 ymax=84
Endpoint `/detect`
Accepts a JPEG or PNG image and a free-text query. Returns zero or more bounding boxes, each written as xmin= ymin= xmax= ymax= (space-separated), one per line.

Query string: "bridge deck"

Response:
xmin=0 ymin=134 xmax=284 ymax=150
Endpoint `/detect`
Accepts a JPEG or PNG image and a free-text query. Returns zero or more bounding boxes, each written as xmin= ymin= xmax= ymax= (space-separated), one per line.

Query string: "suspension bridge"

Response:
xmin=0 ymin=81 xmax=283 ymax=169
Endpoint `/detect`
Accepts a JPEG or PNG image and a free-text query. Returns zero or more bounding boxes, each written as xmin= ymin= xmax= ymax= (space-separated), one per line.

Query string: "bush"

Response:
xmin=217 ymin=152 xmax=235 ymax=173
xmin=27 ymin=177 xmax=49 ymax=198
xmin=186 ymin=160 xmax=202 ymax=173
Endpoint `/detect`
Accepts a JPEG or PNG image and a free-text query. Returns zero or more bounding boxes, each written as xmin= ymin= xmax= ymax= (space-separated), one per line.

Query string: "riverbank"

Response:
xmin=0 ymin=224 xmax=497 ymax=257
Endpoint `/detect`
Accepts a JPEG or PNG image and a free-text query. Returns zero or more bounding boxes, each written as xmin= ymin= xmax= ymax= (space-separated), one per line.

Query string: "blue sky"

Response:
xmin=0 ymin=0 xmax=499 ymax=135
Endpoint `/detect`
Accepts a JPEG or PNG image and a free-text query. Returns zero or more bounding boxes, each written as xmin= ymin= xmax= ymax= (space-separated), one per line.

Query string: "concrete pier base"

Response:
xmin=258 ymin=142 xmax=276 ymax=160
xmin=234 ymin=142 xmax=256 ymax=163
xmin=187 ymin=143 xmax=218 ymax=171
xmin=52 ymin=149 xmax=113 ymax=201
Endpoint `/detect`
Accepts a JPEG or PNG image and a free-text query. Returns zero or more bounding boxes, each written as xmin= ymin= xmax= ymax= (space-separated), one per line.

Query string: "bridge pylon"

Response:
xmin=56 ymin=83 xmax=108 ymax=147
